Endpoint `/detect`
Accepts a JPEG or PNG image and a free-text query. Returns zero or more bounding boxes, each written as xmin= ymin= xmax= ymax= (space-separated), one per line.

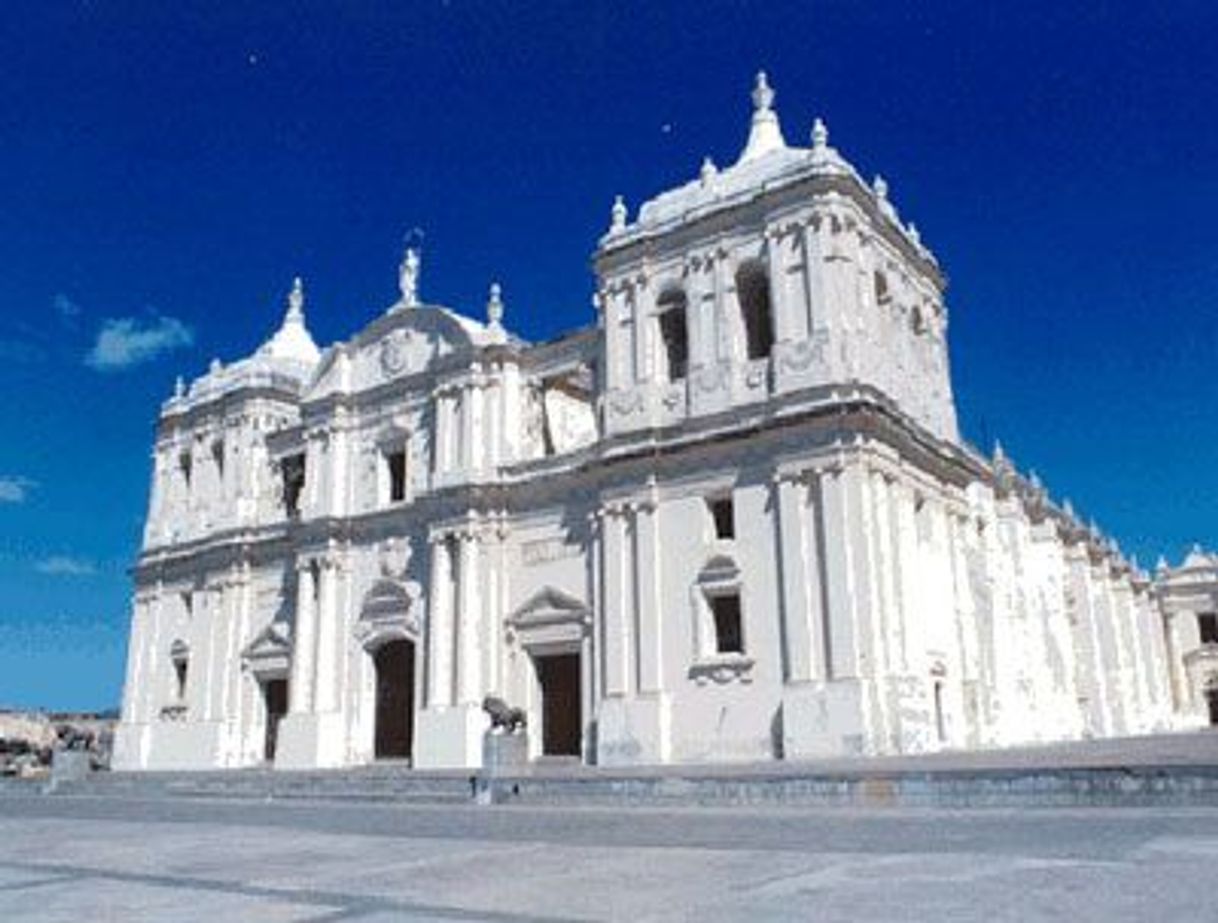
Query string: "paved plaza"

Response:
xmin=2 ymin=794 xmax=1218 ymax=921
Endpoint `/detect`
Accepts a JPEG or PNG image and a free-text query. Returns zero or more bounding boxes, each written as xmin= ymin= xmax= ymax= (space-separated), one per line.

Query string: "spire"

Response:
xmin=811 ymin=117 xmax=829 ymax=151
xmin=487 ymin=282 xmax=504 ymax=330
xmin=285 ymin=276 xmax=305 ymax=325
xmin=259 ymin=275 xmax=321 ymax=365
xmin=737 ymin=71 xmax=787 ymax=165
xmin=485 ymin=282 xmax=507 ymax=345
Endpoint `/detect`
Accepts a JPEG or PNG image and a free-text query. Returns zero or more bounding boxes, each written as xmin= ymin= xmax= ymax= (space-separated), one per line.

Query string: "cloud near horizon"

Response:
xmin=86 ymin=313 xmax=193 ymax=371
xmin=34 ymin=555 xmax=98 ymax=577
xmin=0 ymin=476 xmax=36 ymax=504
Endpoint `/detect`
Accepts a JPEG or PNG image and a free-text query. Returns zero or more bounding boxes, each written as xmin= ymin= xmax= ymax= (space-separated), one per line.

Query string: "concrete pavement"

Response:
xmin=2 ymin=794 xmax=1218 ymax=920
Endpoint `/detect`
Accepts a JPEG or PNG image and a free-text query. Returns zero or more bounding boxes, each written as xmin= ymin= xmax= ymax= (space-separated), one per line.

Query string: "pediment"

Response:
xmin=508 ymin=586 xmax=589 ymax=628
xmin=506 ymin=586 xmax=590 ymax=652
xmin=242 ymin=621 xmax=291 ymax=661
xmin=355 ymin=578 xmax=422 ymax=649
xmin=307 ymin=305 xmax=485 ymax=398
xmin=698 ymin=553 xmax=740 ymax=584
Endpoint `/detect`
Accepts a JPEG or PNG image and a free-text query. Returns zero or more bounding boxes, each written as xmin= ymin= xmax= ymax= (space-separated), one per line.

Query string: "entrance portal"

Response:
xmin=536 ymin=653 xmax=581 ymax=757
xmin=262 ymin=678 xmax=288 ymax=762
xmin=374 ymin=640 xmax=415 ymax=760
xmin=1207 ymin=687 xmax=1218 ymax=727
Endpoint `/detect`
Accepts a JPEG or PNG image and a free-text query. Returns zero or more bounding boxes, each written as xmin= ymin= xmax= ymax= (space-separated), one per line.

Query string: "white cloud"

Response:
xmin=35 ymin=555 xmax=97 ymax=576
xmin=86 ymin=314 xmax=194 ymax=371
xmin=0 ymin=476 xmax=35 ymax=504
xmin=52 ymin=293 xmax=81 ymax=320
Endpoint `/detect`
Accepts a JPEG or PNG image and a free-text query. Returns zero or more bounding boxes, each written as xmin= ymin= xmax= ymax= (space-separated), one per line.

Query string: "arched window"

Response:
xmin=655 ymin=289 xmax=688 ymax=381
xmin=170 ymin=639 xmax=190 ymax=701
xmin=735 ymin=262 xmax=773 ymax=360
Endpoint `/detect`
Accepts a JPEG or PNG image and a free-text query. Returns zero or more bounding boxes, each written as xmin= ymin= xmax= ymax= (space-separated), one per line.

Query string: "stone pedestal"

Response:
xmin=49 ymin=749 xmax=91 ymax=790
xmin=414 ymin=704 xmax=486 ymax=769
xmin=482 ymin=730 xmax=529 ymax=770
xmin=273 ymin=712 xmax=347 ymax=770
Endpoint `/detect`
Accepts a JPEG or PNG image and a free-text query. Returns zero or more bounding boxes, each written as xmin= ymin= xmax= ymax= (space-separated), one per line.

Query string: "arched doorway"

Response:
xmin=374 ymin=639 xmax=415 ymax=760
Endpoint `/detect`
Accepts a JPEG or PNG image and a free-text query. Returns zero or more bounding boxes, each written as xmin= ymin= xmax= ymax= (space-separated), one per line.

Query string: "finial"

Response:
xmin=399 ymin=246 xmax=421 ymax=307
xmin=1063 ymin=498 xmax=1075 ymax=518
xmin=1029 ymin=469 xmax=1042 ymax=490
xmin=752 ymin=71 xmax=774 ymax=113
xmin=737 ymin=70 xmax=787 ymax=164
xmin=286 ymin=276 xmax=304 ymax=322
xmin=700 ymin=156 xmax=718 ymax=186
xmin=907 ymin=222 xmax=921 ymax=245
xmin=209 ymin=357 xmax=222 ymax=374
xmin=873 ymin=174 xmax=889 ymax=201
xmin=487 ymin=282 xmax=504 ymax=327
xmin=992 ymin=439 xmax=1005 ymax=462
xmin=610 ymin=195 xmax=627 ymax=233
xmin=1156 ymin=554 xmax=1169 ymax=572
xmin=174 ymin=375 xmax=185 ymax=399
xmin=812 ymin=117 xmax=829 ymax=151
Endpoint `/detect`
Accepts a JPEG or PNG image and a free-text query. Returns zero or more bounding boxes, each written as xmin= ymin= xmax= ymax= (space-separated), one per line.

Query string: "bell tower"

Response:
xmin=594 ymin=73 xmax=958 ymax=444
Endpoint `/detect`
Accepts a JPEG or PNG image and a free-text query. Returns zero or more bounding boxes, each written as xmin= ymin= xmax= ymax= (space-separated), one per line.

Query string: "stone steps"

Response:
xmin=42 ymin=763 xmax=1218 ymax=810
xmin=41 ymin=733 xmax=1218 ymax=809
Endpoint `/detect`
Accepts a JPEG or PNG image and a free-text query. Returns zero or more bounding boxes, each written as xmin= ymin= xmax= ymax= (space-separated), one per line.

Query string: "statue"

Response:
xmin=399 ymin=247 xmax=420 ymax=307
xmin=482 ymin=695 xmax=526 ymax=733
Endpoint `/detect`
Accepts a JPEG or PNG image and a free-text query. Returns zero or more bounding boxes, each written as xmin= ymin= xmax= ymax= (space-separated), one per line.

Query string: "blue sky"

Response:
xmin=1 ymin=3 xmax=1215 ymax=710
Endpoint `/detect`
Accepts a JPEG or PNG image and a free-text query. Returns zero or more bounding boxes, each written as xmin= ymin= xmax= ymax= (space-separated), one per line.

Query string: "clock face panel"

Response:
xmin=379 ymin=333 xmax=407 ymax=377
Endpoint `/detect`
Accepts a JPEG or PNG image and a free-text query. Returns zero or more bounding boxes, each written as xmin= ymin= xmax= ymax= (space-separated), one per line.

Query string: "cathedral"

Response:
xmin=113 ymin=75 xmax=1212 ymax=772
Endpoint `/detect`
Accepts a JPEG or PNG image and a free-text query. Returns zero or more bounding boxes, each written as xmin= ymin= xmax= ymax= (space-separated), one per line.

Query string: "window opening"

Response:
xmin=1200 ymin=613 xmax=1218 ymax=645
xmin=710 ymin=593 xmax=743 ymax=654
xmin=282 ymin=453 xmax=305 ymax=518
xmin=656 ymin=291 xmax=689 ymax=381
xmin=736 ymin=262 xmax=774 ymax=360
xmin=709 ymin=496 xmax=735 ymax=540
xmin=387 ymin=449 xmax=407 ymax=502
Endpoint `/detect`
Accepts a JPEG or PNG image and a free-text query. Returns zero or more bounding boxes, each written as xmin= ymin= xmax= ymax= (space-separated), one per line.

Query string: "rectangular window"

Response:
xmin=709 ymin=496 xmax=735 ymax=540
xmin=710 ymin=593 xmax=743 ymax=654
xmin=282 ymin=453 xmax=305 ymax=518
xmin=174 ymin=659 xmax=188 ymax=700
xmin=1200 ymin=613 xmax=1218 ymax=645
xmin=211 ymin=439 xmax=225 ymax=481
xmin=179 ymin=450 xmax=193 ymax=490
xmin=387 ymin=449 xmax=407 ymax=502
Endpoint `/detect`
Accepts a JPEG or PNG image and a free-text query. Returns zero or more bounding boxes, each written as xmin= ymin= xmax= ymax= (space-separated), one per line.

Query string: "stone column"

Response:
xmin=427 ymin=536 xmax=454 ymax=708
xmin=461 ymin=385 xmax=478 ymax=473
xmin=600 ymin=506 xmax=631 ymax=696
xmin=632 ymin=277 xmax=653 ymax=384
xmin=289 ymin=560 xmax=316 ymax=714
xmin=802 ymin=217 xmax=828 ymax=338
xmin=774 ymin=473 xmax=815 ymax=683
xmin=684 ymin=258 xmax=706 ymax=373
xmin=766 ymin=227 xmax=789 ymax=344
xmin=634 ymin=494 xmax=663 ymax=694
xmin=456 ymin=531 xmax=482 ymax=705
xmin=313 ymin=555 xmax=340 ymax=713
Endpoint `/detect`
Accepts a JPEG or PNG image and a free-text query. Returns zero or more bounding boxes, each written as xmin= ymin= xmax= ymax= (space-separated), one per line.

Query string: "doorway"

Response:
xmin=535 ymin=653 xmax=581 ymax=757
xmin=374 ymin=640 xmax=415 ymax=760
xmin=1207 ymin=687 xmax=1218 ymax=727
xmin=262 ymin=678 xmax=288 ymax=762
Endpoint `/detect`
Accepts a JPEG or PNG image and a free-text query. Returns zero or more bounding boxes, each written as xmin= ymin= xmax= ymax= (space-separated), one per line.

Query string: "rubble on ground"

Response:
xmin=0 ymin=710 xmax=116 ymax=777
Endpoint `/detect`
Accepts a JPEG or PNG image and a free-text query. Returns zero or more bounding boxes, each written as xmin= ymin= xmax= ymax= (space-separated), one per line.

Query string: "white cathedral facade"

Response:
xmin=113 ymin=75 xmax=1212 ymax=772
